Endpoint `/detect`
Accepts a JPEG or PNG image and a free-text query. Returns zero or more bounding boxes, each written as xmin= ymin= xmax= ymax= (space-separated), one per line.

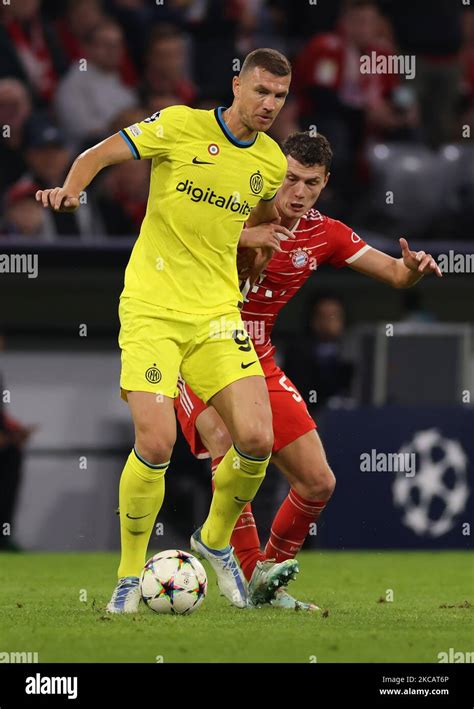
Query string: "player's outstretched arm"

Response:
xmin=349 ymin=237 xmax=442 ymax=288
xmin=35 ymin=133 xmax=133 ymax=212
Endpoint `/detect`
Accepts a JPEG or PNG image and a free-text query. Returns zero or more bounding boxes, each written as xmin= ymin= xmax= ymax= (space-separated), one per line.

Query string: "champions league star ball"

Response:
xmin=140 ymin=550 xmax=208 ymax=615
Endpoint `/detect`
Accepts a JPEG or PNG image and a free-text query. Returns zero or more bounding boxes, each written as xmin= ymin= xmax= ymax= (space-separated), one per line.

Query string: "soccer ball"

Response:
xmin=140 ymin=549 xmax=208 ymax=615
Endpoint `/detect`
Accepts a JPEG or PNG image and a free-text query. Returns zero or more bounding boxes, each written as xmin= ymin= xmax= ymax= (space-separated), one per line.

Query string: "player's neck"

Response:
xmin=279 ymin=213 xmax=299 ymax=231
xmin=221 ymin=107 xmax=256 ymax=143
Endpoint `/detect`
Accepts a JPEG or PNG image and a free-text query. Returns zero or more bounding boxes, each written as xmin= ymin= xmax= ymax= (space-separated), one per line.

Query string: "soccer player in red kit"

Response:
xmin=176 ymin=131 xmax=442 ymax=610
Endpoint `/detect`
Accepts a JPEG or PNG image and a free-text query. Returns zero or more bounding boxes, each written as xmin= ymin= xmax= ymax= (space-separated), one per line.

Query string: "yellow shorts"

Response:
xmin=119 ymin=296 xmax=264 ymax=403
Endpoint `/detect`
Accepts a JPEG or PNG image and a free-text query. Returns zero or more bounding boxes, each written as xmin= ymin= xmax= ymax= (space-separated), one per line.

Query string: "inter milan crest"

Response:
xmin=249 ymin=171 xmax=263 ymax=195
xmin=145 ymin=364 xmax=162 ymax=383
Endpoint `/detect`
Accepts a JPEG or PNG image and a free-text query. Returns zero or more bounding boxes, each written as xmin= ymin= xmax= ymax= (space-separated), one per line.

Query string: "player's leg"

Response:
xmin=183 ymin=321 xmax=297 ymax=606
xmin=265 ymin=429 xmax=335 ymax=611
xmin=108 ymin=298 xmax=181 ymax=613
xmin=244 ymin=360 xmax=332 ymax=610
xmin=194 ymin=404 xmax=266 ymax=581
xmin=118 ymin=391 xmax=176 ymax=577
xmin=197 ymin=376 xmax=299 ymax=604
xmin=201 ymin=374 xmax=273 ymax=548
xmin=107 ymin=392 xmax=176 ymax=613
xmin=268 ymin=429 xmax=335 ymax=562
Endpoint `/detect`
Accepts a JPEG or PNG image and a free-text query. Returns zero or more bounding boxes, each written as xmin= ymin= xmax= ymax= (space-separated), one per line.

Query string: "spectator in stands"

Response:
xmin=0 ymin=79 xmax=32 ymax=194
xmin=284 ymin=293 xmax=354 ymax=410
xmin=2 ymin=179 xmax=49 ymax=238
xmin=0 ymin=0 xmax=66 ymax=104
xmin=141 ymin=26 xmax=196 ymax=107
xmin=20 ymin=116 xmax=103 ymax=239
xmin=105 ymin=0 xmax=190 ymax=71
xmin=95 ymin=158 xmax=150 ymax=236
xmin=383 ymin=0 xmax=463 ymax=147
xmin=145 ymin=93 xmax=184 ymax=115
xmin=55 ymin=0 xmax=137 ymax=87
xmin=268 ymin=96 xmax=299 ymax=145
xmin=293 ymin=0 xmax=418 ymax=215
xmin=55 ymin=19 xmax=137 ymax=150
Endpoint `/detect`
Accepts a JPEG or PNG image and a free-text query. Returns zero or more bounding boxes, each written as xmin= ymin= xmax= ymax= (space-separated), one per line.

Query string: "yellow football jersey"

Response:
xmin=119 ymin=105 xmax=287 ymax=315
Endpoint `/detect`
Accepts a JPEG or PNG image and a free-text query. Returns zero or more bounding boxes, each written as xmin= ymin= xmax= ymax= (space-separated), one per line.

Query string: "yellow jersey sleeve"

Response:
xmin=261 ymin=147 xmax=287 ymax=201
xmin=119 ymin=105 xmax=189 ymax=160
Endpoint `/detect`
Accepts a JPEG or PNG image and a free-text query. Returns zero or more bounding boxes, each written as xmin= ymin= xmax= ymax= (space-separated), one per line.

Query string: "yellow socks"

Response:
xmin=201 ymin=444 xmax=270 ymax=549
xmin=117 ymin=448 xmax=168 ymax=579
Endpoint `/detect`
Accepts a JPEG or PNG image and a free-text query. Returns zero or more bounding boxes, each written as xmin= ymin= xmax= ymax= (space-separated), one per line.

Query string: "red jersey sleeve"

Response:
xmin=326 ymin=219 xmax=370 ymax=268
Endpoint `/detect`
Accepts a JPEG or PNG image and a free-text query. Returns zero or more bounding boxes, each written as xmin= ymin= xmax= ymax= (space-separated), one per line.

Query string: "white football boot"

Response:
xmin=190 ymin=527 xmax=248 ymax=608
xmin=106 ymin=576 xmax=141 ymax=613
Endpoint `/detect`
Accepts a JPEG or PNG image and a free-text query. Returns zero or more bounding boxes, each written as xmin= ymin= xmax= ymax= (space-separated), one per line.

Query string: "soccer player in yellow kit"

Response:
xmin=36 ymin=49 xmax=298 ymax=612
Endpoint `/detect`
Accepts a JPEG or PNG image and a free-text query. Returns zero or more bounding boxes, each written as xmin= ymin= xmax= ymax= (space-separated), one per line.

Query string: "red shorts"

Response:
xmin=175 ymin=354 xmax=316 ymax=459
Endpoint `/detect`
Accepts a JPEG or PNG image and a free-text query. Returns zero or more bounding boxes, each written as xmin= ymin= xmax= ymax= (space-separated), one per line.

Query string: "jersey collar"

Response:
xmin=214 ymin=107 xmax=258 ymax=148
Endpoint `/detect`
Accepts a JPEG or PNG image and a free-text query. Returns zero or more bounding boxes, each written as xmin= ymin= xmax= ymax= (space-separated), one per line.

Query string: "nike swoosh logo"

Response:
xmin=126 ymin=513 xmax=151 ymax=520
xmin=192 ymin=157 xmax=214 ymax=165
xmin=234 ymin=496 xmax=253 ymax=503
xmin=241 ymin=361 xmax=256 ymax=369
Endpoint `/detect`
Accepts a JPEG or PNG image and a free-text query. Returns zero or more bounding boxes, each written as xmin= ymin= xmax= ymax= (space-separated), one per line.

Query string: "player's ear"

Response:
xmin=232 ymin=75 xmax=240 ymax=98
xmin=322 ymin=171 xmax=330 ymax=189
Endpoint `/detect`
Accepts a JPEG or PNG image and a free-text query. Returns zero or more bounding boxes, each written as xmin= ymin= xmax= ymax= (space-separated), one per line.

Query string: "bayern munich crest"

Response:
xmin=291 ymin=248 xmax=310 ymax=268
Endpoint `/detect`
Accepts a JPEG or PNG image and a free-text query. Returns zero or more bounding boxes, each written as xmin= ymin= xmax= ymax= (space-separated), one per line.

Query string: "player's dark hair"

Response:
xmin=282 ymin=132 xmax=332 ymax=174
xmin=240 ymin=48 xmax=291 ymax=77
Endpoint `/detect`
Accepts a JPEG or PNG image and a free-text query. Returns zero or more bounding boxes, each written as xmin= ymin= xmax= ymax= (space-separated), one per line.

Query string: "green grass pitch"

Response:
xmin=0 ymin=550 xmax=472 ymax=663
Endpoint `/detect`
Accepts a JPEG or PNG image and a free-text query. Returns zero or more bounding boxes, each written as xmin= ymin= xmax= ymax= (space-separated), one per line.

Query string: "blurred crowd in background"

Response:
xmin=0 ymin=0 xmax=473 ymax=242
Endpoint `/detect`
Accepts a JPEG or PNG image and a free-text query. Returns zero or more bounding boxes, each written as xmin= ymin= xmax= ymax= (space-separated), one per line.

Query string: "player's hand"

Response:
xmin=399 ymin=237 xmax=442 ymax=277
xmin=249 ymin=246 xmax=274 ymax=286
xmin=35 ymin=188 xmax=80 ymax=212
xmin=237 ymin=248 xmax=253 ymax=281
xmin=239 ymin=221 xmax=294 ymax=253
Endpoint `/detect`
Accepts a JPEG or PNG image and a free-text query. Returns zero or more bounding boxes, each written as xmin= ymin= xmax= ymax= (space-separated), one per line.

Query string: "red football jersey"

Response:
xmin=241 ymin=208 xmax=370 ymax=358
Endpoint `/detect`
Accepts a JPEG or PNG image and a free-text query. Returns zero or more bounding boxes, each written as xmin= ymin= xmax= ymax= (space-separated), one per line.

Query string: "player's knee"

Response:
xmin=296 ymin=464 xmax=336 ymax=502
xmin=235 ymin=425 xmax=274 ymax=459
xmin=134 ymin=431 xmax=175 ymax=465
xmin=202 ymin=424 xmax=233 ymax=460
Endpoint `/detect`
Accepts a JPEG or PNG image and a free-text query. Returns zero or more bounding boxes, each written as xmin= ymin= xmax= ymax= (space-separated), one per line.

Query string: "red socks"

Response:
xmin=264 ymin=489 xmax=326 ymax=562
xmin=210 ymin=458 xmax=328 ymax=577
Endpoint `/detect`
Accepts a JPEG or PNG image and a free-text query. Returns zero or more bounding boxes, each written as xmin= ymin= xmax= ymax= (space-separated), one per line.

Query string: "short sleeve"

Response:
xmin=119 ymin=105 xmax=189 ymax=160
xmin=327 ymin=220 xmax=371 ymax=268
xmin=261 ymin=148 xmax=287 ymax=201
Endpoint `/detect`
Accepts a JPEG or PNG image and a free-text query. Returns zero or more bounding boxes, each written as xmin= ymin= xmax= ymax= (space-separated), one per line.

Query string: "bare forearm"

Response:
xmin=63 ymin=134 xmax=132 ymax=196
xmin=393 ymin=258 xmax=423 ymax=288
xmin=62 ymin=150 xmax=104 ymax=196
xmin=246 ymin=199 xmax=279 ymax=227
